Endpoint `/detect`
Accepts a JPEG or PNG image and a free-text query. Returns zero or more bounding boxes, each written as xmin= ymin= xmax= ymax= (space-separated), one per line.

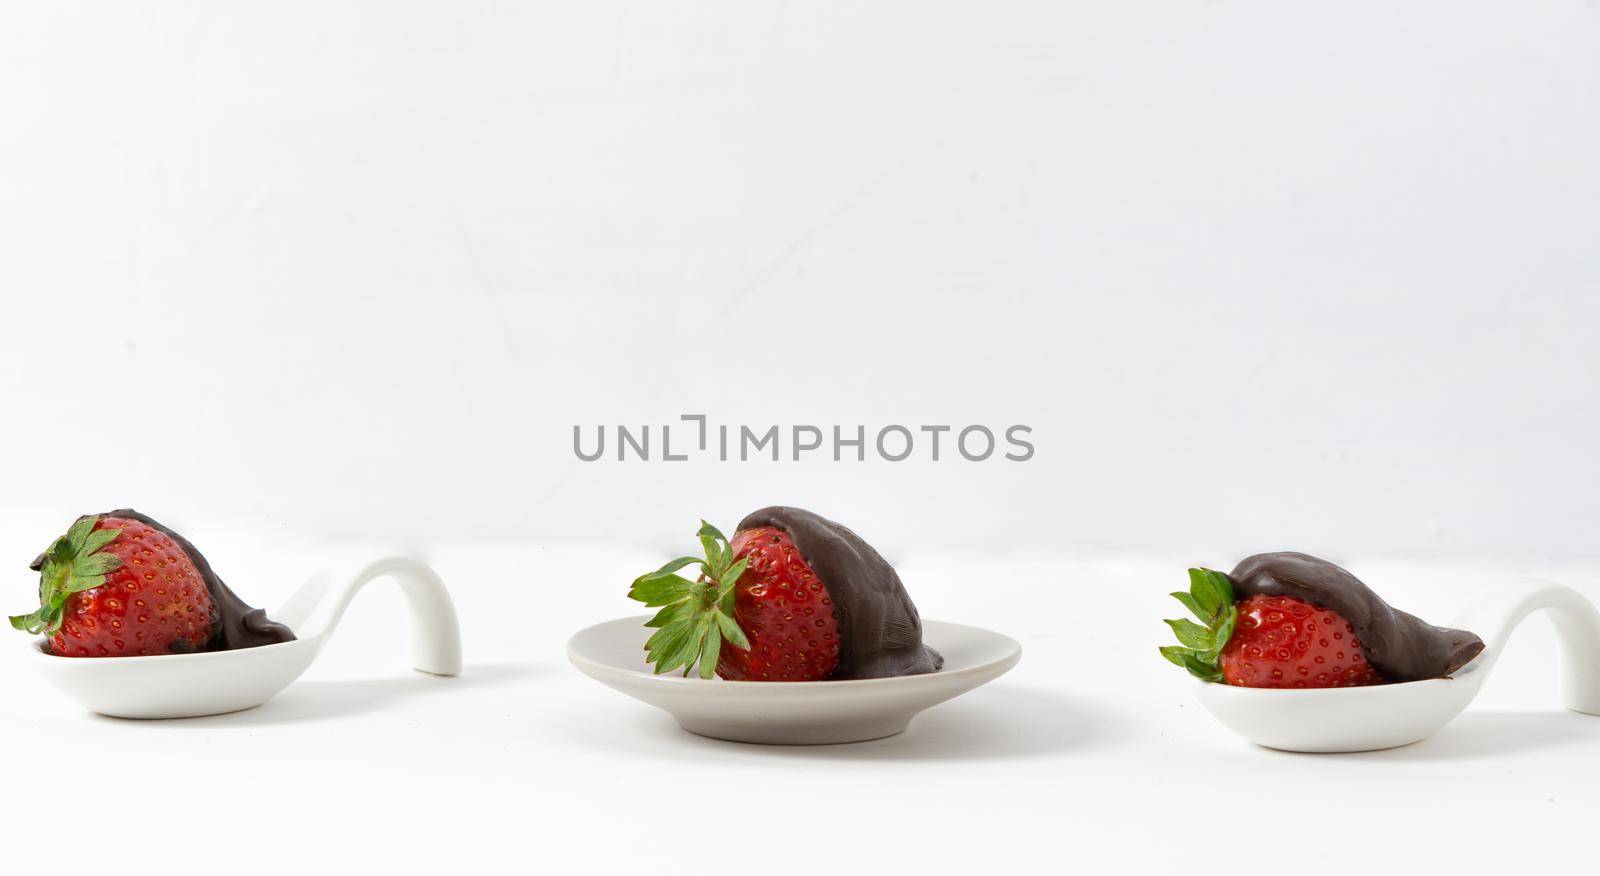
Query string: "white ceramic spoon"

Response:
xmin=27 ymin=556 xmax=462 ymax=719
xmin=1193 ymin=580 xmax=1600 ymax=752
xmin=569 ymin=617 xmax=1021 ymax=744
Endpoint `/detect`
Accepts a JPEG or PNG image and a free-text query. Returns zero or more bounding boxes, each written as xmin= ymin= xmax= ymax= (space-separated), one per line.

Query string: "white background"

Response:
xmin=1 ymin=3 xmax=1598 ymax=873
xmin=3 ymin=2 xmax=1599 ymax=559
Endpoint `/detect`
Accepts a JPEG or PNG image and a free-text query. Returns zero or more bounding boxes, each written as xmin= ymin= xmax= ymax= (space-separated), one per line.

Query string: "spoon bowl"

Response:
xmin=1193 ymin=580 xmax=1600 ymax=752
xmin=27 ymin=556 xmax=462 ymax=719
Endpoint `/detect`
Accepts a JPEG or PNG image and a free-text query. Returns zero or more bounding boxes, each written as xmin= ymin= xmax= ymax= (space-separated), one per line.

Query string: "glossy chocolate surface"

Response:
xmin=1229 ymin=551 xmax=1483 ymax=681
xmin=737 ymin=506 xmax=943 ymax=680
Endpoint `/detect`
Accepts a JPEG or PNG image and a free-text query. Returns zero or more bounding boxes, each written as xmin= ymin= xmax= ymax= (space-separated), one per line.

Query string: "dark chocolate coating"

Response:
xmin=30 ymin=509 xmax=295 ymax=653
xmin=1228 ymin=552 xmax=1484 ymax=682
xmin=736 ymin=506 xmax=943 ymax=679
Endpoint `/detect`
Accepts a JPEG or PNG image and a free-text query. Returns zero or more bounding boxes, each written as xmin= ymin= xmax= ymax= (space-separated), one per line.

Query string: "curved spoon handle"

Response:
xmin=271 ymin=572 xmax=332 ymax=631
xmin=1450 ymin=580 xmax=1600 ymax=716
xmin=295 ymin=556 xmax=463 ymax=677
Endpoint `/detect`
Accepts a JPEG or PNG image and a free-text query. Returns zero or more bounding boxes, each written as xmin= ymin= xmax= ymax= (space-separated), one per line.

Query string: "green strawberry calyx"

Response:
xmin=1159 ymin=567 xmax=1238 ymax=683
xmin=9 ymin=516 xmax=123 ymax=636
xmin=627 ymin=520 xmax=751 ymax=679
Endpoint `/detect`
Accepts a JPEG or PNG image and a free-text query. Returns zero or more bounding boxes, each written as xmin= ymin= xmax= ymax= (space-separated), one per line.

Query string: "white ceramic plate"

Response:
xmin=568 ymin=617 xmax=1022 ymax=744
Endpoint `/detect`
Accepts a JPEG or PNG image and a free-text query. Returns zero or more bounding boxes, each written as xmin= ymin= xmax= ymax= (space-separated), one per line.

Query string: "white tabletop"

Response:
xmin=1 ymin=542 xmax=1596 ymax=873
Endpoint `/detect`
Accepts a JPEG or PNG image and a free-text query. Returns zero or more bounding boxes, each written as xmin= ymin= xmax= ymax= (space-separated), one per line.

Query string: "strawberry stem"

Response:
xmin=1159 ymin=567 xmax=1237 ymax=683
xmin=628 ymin=520 xmax=751 ymax=679
xmin=9 ymin=516 xmax=123 ymax=636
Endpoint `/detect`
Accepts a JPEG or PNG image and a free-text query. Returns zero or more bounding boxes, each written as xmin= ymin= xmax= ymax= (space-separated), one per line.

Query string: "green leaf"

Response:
xmin=716 ymin=612 xmax=750 ymax=650
xmin=1159 ymin=645 xmax=1193 ymax=668
xmin=698 ymin=627 xmax=722 ymax=679
xmin=644 ymin=599 xmax=691 ymax=629
xmin=72 ymin=553 xmax=122 ymax=577
xmin=629 ymin=574 xmax=694 ymax=607
xmin=1188 ymin=567 xmax=1234 ymax=611
xmin=674 ymin=616 xmax=714 ymax=677
xmin=1170 ymin=591 xmax=1207 ymax=623
xmin=62 ymin=516 xmax=95 ymax=555
xmin=1165 ymin=618 xmax=1214 ymax=651
xmin=646 ymin=616 xmax=699 ymax=674
xmin=36 ymin=560 xmax=67 ymax=594
xmin=646 ymin=603 xmax=695 ymax=636
xmin=700 ymin=539 xmax=723 ymax=576
xmin=9 ymin=596 xmax=64 ymax=635
xmin=1187 ymin=567 xmax=1224 ymax=617
xmin=718 ymin=557 xmax=749 ymax=590
xmin=1209 ymin=604 xmax=1237 ymax=658
xmin=697 ymin=520 xmax=730 ymax=576
xmin=46 ymin=536 xmax=73 ymax=567
xmin=1209 ymin=568 xmax=1235 ymax=605
xmin=61 ymin=575 xmax=109 ymax=595
xmin=696 ymin=520 xmax=728 ymax=545
xmin=643 ymin=618 xmax=687 ymax=653
xmin=81 ymin=527 xmax=121 ymax=556
xmin=1179 ymin=652 xmax=1223 ymax=683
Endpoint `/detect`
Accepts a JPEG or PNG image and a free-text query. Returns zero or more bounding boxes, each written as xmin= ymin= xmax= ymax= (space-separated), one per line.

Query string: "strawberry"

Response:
xmin=10 ymin=514 xmax=215 ymax=657
xmin=627 ymin=520 xmax=841 ymax=681
xmin=716 ymin=527 xmax=840 ymax=681
xmin=1160 ymin=567 xmax=1385 ymax=688
xmin=1220 ymin=595 xmax=1381 ymax=687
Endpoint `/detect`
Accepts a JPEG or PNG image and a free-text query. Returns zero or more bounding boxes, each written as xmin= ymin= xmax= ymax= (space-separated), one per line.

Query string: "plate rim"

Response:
xmin=567 ymin=615 xmax=1021 ymax=689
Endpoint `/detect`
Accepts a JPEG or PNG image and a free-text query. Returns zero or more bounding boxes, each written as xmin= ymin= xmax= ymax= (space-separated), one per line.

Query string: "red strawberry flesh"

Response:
xmin=716 ymin=526 xmax=841 ymax=681
xmin=1219 ymin=594 xmax=1383 ymax=688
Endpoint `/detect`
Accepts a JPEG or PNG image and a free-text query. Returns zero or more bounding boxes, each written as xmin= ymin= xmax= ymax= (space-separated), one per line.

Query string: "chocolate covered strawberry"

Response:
xmin=10 ymin=515 xmax=213 ymax=657
xmin=12 ymin=509 xmax=296 ymax=657
xmin=1161 ymin=552 xmax=1485 ymax=688
xmin=628 ymin=507 xmax=942 ymax=681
